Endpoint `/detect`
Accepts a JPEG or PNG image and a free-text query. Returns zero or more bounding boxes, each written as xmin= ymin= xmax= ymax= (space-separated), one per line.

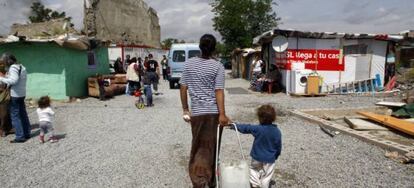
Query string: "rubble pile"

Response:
xmin=10 ymin=18 xmax=78 ymax=39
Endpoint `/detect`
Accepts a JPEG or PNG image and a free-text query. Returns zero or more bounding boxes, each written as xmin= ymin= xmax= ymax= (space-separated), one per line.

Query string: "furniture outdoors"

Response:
xmin=88 ymin=74 xmax=127 ymax=98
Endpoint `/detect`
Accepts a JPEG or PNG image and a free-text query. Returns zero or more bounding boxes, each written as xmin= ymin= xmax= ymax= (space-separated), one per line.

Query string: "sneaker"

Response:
xmin=50 ymin=139 xmax=58 ymax=143
xmin=10 ymin=139 xmax=26 ymax=143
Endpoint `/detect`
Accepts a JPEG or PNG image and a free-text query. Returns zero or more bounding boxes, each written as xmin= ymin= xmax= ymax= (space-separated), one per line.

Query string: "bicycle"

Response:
xmin=133 ymin=89 xmax=145 ymax=109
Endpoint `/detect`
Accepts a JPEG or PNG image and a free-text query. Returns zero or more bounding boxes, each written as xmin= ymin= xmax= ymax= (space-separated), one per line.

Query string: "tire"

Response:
xmin=169 ymin=81 xmax=175 ymax=89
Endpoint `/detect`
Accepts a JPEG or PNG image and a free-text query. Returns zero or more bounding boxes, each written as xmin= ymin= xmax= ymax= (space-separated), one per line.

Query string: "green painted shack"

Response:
xmin=0 ymin=40 xmax=110 ymax=100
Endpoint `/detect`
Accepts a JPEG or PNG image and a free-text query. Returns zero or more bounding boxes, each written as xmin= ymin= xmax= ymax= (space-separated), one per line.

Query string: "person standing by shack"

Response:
xmin=0 ymin=60 xmax=11 ymax=137
xmin=113 ymin=57 xmax=125 ymax=74
xmin=161 ymin=55 xmax=169 ymax=81
xmin=126 ymin=57 xmax=141 ymax=95
xmin=250 ymin=55 xmax=264 ymax=90
xmin=0 ymin=53 xmax=31 ymax=143
xmin=145 ymin=54 xmax=160 ymax=95
xmin=180 ymin=34 xmax=230 ymax=187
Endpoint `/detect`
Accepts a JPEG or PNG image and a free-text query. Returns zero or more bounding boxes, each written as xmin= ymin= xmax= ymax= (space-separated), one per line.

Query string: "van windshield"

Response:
xmin=173 ymin=50 xmax=186 ymax=62
xmin=189 ymin=50 xmax=201 ymax=58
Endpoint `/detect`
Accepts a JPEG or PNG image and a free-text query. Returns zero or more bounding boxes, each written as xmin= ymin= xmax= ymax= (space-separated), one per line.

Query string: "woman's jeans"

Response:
xmin=10 ymin=97 xmax=31 ymax=141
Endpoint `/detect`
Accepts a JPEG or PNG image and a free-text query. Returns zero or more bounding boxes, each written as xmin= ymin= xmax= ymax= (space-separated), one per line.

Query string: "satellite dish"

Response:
xmin=272 ymin=36 xmax=288 ymax=52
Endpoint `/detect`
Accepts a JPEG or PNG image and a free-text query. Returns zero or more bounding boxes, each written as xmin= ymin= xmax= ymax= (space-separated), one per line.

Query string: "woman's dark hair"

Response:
xmin=257 ymin=105 xmax=276 ymax=124
xmin=199 ymin=34 xmax=216 ymax=58
xmin=38 ymin=96 xmax=51 ymax=109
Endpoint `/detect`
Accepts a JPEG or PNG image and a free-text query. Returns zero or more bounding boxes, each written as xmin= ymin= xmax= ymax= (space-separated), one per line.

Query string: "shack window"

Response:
xmin=87 ymin=51 xmax=98 ymax=68
xmin=188 ymin=50 xmax=201 ymax=58
xmin=344 ymin=44 xmax=368 ymax=55
xmin=173 ymin=50 xmax=186 ymax=62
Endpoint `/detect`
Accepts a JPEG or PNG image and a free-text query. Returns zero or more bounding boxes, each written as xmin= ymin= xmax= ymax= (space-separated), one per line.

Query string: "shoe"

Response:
xmin=10 ymin=139 xmax=26 ymax=143
xmin=50 ymin=139 xmax=58 ymax=143
xmin=25 ymin=135 xmax=31 ymax=140
xmin=39 ymin=135 xmax=45 ymax=143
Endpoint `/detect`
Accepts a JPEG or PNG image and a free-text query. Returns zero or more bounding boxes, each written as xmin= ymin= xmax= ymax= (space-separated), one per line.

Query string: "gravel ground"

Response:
xmin=0 ymin=72 xmax=413 ymax=188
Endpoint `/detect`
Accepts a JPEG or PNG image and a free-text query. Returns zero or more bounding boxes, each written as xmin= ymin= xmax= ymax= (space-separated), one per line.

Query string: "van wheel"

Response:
xmin=169 ymin=81 xmax=175 ymax=89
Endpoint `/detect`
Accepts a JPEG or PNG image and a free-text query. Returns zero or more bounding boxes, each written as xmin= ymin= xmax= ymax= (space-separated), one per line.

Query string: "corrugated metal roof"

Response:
xmin=253 ymin=28 xmax=405 ymax=45
xmin=0 ymin=34 xmax=94 ymax=50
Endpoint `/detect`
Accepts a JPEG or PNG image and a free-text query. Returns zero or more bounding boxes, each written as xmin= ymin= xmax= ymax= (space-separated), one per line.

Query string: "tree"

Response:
xmin=161 ymin=38 xmax=179 ymax=49
xmin=212 ymin=0 xmax=280 ymax=53
xmin=161 ymin=38 xmax=186 ymax=49
xmin=216 ymin=42 xmax=230 ymax=57
xmin=28 ymin=1 xmax=72 ymax=23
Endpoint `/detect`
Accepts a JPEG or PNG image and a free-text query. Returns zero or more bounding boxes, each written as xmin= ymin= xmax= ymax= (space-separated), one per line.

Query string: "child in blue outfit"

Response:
xmin=230 ymin=104 xmax=282 ymax=188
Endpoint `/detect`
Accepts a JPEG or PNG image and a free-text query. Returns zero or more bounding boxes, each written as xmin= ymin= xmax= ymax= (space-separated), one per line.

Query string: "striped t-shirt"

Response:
xmin=180 ymin=57 xmax=225 ymax=116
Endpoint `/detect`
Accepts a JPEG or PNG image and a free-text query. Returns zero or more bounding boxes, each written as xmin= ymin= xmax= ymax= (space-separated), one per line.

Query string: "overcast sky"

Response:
xmin=0 ymin=0 xmax=413 ymax=41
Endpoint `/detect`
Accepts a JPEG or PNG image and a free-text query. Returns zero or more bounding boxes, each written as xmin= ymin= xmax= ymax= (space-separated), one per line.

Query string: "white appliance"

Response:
xmin=290 ymin=69 xmax=313 ymax=94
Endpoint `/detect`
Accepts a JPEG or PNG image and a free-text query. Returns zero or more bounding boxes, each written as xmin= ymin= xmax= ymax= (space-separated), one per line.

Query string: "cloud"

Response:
xmin=276 ymin=0 xmax=414 ymax=34
xmin=144 ymin=0 xmax=220 ymax=41
xmin=0 ymin=0 xmax=37 ymax=35
xmin=1 ymin=0 xmax=413 ymax=42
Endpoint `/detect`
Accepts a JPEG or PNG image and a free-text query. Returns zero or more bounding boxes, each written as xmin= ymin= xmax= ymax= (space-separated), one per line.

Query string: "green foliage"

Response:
xmin=28 ymin=1 xmax=72 ymax=23
xmin=212 ymin=0 xmax=280 ymax=53
xmin=161 ymin=38 xmax=186 ymax=49
xmin=216 ymin=42 xmax=230 ymax=57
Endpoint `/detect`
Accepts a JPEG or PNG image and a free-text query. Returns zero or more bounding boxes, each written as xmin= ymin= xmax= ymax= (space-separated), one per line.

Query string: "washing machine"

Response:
xmin=290 ymin=69 xmax=313 ymax=94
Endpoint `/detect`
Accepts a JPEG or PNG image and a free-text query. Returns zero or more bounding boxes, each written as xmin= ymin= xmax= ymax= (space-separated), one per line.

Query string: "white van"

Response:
xmin=168 ymin=43 xmax=201 ymax=89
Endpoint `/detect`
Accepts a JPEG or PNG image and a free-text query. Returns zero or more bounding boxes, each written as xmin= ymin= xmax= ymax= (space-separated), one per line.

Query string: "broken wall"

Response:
xmin=84 ymin=0 xmax=161 ymax=48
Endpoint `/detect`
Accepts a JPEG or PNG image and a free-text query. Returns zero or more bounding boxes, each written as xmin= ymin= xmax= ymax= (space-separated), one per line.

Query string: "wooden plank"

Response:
xmin=357 ymin=111 xmax=414 ymax=136
xmin=290 ymin=93 xmax=327 ymax=97
xmin=405 ymin=118 xmax=414 ymax=123
xmin=344 ymin=117 xmax=389 ymax=131
xmin=375 ymin=101 xmax=406 ymax=107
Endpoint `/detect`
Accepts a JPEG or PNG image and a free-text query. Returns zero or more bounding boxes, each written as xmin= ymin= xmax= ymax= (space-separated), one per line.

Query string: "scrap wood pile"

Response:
xmin=341 ymin=101 xmax=414 ymax=163
xmin=395 ymin=67 xmax=414 ymax=103
xmin=395 ymin=67 xmax=414 ymax=92
xmin=348 ymin=101 xmax=414 ymax=136
xmin=88 ymin=74 xmax=126 ymax=98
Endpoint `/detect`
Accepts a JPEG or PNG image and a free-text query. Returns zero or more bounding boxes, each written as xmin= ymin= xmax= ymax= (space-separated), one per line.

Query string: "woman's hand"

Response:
xmin=183 ymin=110 xmax=191 ymax=123
xmin=219 ymin=114 xmax=230 ymax=126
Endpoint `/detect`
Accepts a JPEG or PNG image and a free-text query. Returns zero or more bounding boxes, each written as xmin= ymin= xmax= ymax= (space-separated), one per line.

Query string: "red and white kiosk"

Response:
xmin=254 ymin=29 xmax=402 ymax=94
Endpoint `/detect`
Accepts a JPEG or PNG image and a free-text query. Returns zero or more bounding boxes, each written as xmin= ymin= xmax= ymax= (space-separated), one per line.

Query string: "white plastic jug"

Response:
xmin=216 ymin=124 xmax=251 ymax=188
xmin=219 ymin=160 xmax=250 ymax=188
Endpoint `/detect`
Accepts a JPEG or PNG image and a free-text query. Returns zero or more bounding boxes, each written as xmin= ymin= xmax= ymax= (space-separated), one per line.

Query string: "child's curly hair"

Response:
xmin=38 ymin=96 xmax=51 ymax=109
xmin=257 ymin=105 xmax=276 ymax=124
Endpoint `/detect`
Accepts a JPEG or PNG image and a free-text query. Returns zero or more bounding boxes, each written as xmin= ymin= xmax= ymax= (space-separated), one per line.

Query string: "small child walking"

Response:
xmin=36 ymin=96 xmax=57 ymax=143
xmin=229 ymin=104 xmax=282 ymax=188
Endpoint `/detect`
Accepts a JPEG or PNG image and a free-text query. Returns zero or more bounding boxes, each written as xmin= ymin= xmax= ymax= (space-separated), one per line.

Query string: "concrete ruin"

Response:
xmin=10 ymin=18 xmax=77 ymax=38
xmin=84 ymin=0 xmax=161 ymax=48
